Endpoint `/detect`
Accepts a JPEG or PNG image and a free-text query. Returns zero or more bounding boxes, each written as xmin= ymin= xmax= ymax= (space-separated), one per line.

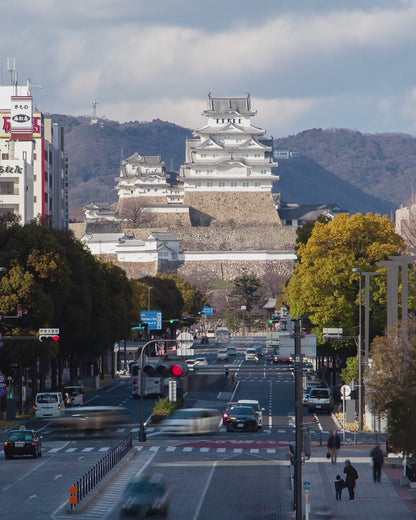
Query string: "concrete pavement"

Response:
xmin=300 ymin=445 xmax=416 ymax=519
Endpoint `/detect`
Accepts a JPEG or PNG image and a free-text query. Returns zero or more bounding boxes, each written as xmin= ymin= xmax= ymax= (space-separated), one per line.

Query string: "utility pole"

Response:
xmin=293 ymin=318 xmax=303 ymax=520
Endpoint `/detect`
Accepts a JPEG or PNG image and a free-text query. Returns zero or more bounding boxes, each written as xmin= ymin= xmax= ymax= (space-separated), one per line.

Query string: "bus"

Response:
xmin=215 ymin=327 xmax=231 ymax=344
xmin=131 ymin=363 xmax=164 ymax=398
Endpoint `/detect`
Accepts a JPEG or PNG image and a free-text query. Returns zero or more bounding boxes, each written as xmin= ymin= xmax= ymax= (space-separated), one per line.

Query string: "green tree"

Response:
xmin=367 ymin=319 xmax=416 ymax=454
xmin=159 ymin=274 xmax=206 ymax=317
xmin=286 ymin=213 xmax=404 ymax=339
xmin=229 ymin=272 xmax=262 ymax=312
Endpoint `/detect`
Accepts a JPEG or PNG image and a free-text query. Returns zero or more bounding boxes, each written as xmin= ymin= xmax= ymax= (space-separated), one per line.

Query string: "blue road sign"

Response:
xmin=140 ymin=311 xmax=163 ymax=330
xmin=202 ymin=306 xmax=214 ymax=316
xmin=303 ymin=481 xmax=312 ymax=491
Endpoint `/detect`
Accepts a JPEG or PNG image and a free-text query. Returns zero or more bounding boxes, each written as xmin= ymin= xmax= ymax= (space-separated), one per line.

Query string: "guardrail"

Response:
xmin=69 ymin=433 xmax=133 ymax=510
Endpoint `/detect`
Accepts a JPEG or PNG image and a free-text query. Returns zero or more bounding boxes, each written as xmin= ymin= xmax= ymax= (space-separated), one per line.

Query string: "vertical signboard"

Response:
xmin=11 ymin=95 xmax=33 ymax=140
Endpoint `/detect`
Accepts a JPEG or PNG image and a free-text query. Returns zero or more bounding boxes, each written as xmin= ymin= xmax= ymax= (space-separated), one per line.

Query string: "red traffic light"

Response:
xmin=52 ymin=335 xmax=59 ymax=342
xmin=171 ymin=364 xmax=184 ymax=377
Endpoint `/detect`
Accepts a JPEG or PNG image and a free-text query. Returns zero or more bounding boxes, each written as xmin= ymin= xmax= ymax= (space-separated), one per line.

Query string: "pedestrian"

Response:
xmin=343 ymin=459 xmax=359 ymax=500
xmin=327 ymin=430 xmax=341 ymax=463
xmin=334 ymin=474 xmax=345 ymax=500
xmin=370 ymin=443 xmax=384 ymax=482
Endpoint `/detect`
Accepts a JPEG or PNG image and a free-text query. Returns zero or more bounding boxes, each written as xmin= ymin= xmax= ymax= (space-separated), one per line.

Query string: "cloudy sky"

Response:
xmin=2 ymin=0 xmax=416 ymax=137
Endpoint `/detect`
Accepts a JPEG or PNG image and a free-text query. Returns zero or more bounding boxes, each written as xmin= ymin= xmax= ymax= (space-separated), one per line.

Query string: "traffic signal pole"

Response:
xmin=138 ymin=338 xmax=181 ymax=442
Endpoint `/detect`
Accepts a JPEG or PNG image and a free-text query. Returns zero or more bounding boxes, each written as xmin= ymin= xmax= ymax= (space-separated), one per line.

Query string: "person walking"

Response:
xmin=370 ymin=443 xmax=384 ymax=482
xmin=334 ymin=474 xmax=345 ymax=500
xmin=327 ymin=430 xmax=341 ymax=463
xmin=344 ymin=459 xmax=359 ymax=500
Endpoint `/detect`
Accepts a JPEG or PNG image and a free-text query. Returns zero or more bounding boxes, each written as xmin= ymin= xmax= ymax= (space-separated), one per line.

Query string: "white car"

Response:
xmin=216 ymin=349 xmax=228 ymax=361
xmin=194 ymin=357 xmax=208 ymax=366
xmin=185 ymin=357 xmax=208 ymax=371
xmin=237 ymin=399 xmax=265 ymax=428
xmin=160 ymin=408 xmax=222 ymax=435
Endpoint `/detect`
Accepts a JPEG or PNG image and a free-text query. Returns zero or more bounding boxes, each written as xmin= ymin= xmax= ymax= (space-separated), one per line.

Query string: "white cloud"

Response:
xmin=4 ymin=0 xmax=416 ymax=136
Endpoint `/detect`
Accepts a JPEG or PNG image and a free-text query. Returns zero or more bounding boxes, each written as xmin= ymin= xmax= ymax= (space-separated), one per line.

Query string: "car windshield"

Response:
xmin=311 ymin=390 xmax=329 ymax=398
xmin=37 ymin=394 xmax=58 ymax=403
xmin=231 ymin=407 xmax=254 ymax=415
xmin=239 ymin=402 xmax=260 ymax=410
xmin=9 ymin=431 xmax=34 ymax=441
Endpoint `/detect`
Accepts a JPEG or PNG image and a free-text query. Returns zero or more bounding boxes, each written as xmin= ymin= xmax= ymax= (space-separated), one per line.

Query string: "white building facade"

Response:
xmin=0 ymin=81 xmax=68 ymax=228
xmin=180 ymin=94 xmax=278 ymax=194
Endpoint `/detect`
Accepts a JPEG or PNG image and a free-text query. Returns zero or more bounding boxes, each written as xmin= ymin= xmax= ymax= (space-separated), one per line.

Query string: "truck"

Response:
xmin=131 ymin=363 xmax=164 ymax=398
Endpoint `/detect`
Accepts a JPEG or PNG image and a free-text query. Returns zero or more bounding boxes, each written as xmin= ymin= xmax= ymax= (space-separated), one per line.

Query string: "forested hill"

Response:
xmin=50 ymin=114 xmax=414 ymax=216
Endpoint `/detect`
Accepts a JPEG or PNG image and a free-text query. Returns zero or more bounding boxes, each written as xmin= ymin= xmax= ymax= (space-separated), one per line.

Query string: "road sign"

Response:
xmin=140 ymin=311 xmax=162 ymax=330
xmin=202 ymin=306 xmax=214 ymax=316
xmin=303 ymin=481 xmax=312 ymax=491
xmin=39 ymin=328 xmax=59 ymax=335
xmin=341 ymin=384 xmax=351 ymax=397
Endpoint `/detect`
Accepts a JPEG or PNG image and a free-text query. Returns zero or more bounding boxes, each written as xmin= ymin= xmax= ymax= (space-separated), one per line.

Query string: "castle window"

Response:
xmin=207 ymin=182 xmax=213 ymax=187
xmin=231 ymin=182 xmax=237 ymax=187
xmin=219 ymin=182 xmax=225 ymax=187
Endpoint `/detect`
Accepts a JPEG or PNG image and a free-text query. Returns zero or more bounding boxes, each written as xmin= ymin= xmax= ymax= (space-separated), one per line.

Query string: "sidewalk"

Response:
xmin=301 ymin=445 xmax=416 ymax=519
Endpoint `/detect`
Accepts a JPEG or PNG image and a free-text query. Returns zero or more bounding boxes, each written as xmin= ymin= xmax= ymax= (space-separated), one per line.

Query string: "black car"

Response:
xmin=226 ymin=406 xmax=259 ymax=432
xmin=120 ymin=473 xmax=169 ymax=518
xmin=4 ymin=429 xmax=42 ymax=459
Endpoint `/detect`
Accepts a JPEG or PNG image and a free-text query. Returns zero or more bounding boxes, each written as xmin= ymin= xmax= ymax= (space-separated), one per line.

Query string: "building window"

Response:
xmin=231 ymin=182 xmax=237 ymax=187
xmin=219 ymin=182 xmax=225 ymax=187
xmin=1 ymin=153 xmax=9 ymax=160
xmin=286 ymin=219 xmax=293 ymax=226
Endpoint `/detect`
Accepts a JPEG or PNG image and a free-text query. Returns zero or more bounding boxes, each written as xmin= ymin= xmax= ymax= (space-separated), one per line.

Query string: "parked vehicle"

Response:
xmin=226 ymin=406 xmax=259 ymax=432
xmin=4 ymin=428 xmax=42 ymax=459
xmin=308 ymin=387 xmax=333 ymax=413
xmin=227 ymin=346 xmax=237 ymax=356
xmin=120 ymin=473 xmax=169 ymax=518
xmin=237 ymin=399 xmax=265 ymax=427
xmin=34 ymin=392 xmax=65 ymax=418
xmin=206 ymin=329 xmax=216 ymax=338
xmin=63 ymin=386 xmax=84 ymax=406
xmin=160 ymin=408 xmax=222 ymax=435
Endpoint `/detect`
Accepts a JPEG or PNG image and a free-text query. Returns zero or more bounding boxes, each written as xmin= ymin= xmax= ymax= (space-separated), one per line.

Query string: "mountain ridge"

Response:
xmin=51 ymin=114 xmax=411 ymax=217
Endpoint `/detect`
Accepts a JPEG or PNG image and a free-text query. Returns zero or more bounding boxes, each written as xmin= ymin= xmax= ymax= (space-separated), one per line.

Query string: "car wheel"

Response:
xmin=308 ymin=408 xmax=313 ymax=414
xmin=5 ymin=454 xmax=12 ymax=460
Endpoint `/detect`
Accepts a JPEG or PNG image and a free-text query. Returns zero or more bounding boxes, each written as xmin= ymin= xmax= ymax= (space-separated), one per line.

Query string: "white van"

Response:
xmin=34 ymin=392 xmax=65 ymax=418
xmin=245 ymin=348 xmax=258 ymax=361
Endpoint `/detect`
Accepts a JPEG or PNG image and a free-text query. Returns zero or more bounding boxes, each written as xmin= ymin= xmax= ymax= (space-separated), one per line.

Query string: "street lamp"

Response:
xmin=147 ymin=286 xmax=153 ymax=311
xmin=352 ymin=268 xmax=379 ymax=431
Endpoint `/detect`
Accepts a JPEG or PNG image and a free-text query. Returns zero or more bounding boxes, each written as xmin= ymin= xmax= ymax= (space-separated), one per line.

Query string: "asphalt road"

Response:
xmin=0 ymin=338 xmax=379 ymax=519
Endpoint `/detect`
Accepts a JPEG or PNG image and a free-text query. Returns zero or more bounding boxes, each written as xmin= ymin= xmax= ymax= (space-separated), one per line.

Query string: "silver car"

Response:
xmin=160 ymin=408 xmax=222 ymax=435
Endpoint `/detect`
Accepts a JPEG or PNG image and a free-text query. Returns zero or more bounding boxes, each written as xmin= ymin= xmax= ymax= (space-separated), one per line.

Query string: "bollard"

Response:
xmin=69 ymin=485 xmax=78 ymax=509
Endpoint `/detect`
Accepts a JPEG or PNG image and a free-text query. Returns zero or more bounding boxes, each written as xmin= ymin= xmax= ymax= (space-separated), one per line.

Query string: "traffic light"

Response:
xmin=289 ymin=445 xmax=295 ymax=466
xmin=39 ymin=334 xmax=60 ymax=342
xmin=39 ymin=328 xmax=59 ymax=342
xmin=142 ymin=360 xmax=188 ymax=378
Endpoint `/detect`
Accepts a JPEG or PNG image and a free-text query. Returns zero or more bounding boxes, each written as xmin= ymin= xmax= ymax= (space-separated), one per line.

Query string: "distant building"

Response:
xmin=0 ymin=80 xmax=68 ymax=227
xmin=277 ymin=202 xmax=347 ymax=227
xmin=109 ymin=94 xmax=280 ymax=227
